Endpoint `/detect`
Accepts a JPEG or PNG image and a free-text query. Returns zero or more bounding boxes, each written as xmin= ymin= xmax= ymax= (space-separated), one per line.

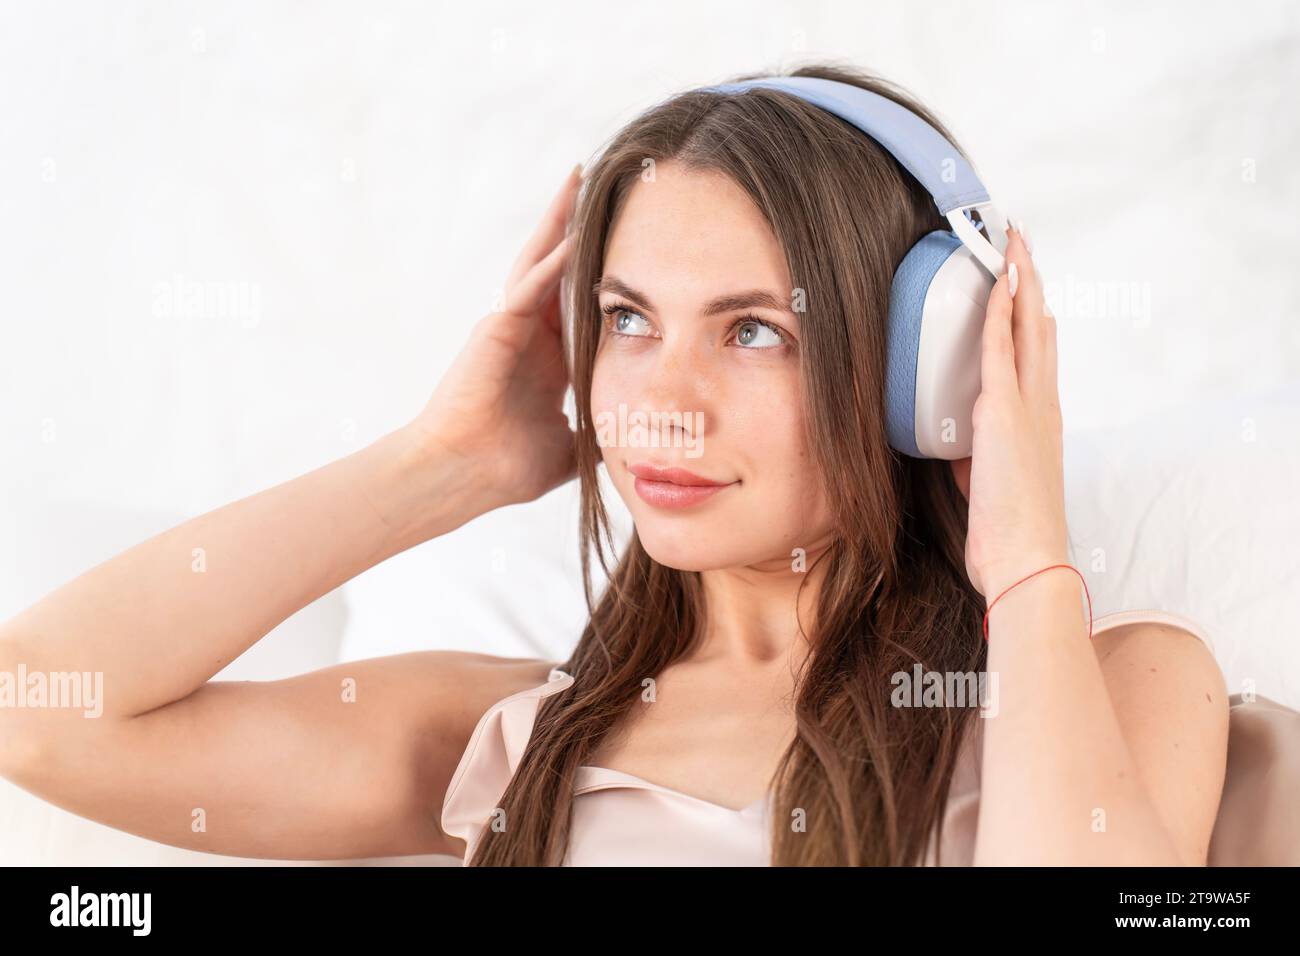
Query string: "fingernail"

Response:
xmin=1010 ymin=217 xmax=1033 ymax=255
xmin=1007 ymin=261 xmax=1019 ymax=298
xmin=572 ymin=162 xmax=584 ymax=180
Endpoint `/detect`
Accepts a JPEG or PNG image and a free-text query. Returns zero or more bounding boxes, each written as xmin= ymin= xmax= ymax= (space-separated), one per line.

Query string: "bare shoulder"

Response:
xmin=345 ymin=649 xmax=561 ymax=731
xmin=337 ymin=649 xmax=560 ymax=858
xmin=1091 ymin=616 xmax=1228 ymax=734
xmin=1091 ymin=618 xmax=1230 ymax=864
xmin=1092 ymin=617 xmax=1226 ymax=699
xmin=411 ymin=650 xmax=561 ymax=725
xmin=297 ymin=648 xmax=560 ymax=798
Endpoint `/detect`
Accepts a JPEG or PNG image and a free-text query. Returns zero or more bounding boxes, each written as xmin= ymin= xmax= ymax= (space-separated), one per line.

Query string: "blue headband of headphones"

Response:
xmin=699 ymin=76 xmax=1007 ymax=276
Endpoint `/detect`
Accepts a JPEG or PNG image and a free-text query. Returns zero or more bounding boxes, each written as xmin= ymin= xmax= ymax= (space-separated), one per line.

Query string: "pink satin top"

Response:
xmin=439 ymin=610 xmax=1293 ymax=866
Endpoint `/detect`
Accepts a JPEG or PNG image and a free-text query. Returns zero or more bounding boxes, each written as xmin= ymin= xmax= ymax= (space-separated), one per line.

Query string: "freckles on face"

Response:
xmin=589 ymin=161 xmax=834 ymax=571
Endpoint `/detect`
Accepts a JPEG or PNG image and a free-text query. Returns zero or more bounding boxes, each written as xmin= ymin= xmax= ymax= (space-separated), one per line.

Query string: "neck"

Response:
xmin=692 ymin=536 xmax=834 ymax=670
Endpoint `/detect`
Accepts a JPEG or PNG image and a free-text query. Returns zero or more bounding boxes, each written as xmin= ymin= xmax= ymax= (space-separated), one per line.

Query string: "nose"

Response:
xmin=632 ymin=332 xmax=714 ymax=449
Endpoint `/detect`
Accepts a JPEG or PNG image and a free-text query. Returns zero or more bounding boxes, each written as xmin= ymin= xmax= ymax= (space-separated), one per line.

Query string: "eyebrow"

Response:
xmin=592 ymin=275 xmax=792 ymax=317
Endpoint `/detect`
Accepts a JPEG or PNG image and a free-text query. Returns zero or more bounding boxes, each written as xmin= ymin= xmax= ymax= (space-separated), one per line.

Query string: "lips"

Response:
xmin=627 ymin=462 xmax=737 ymax=510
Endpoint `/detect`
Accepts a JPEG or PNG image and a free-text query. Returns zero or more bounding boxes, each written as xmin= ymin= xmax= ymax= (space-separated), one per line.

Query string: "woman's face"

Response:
xmin=590 ymin=160 xmax=834 ymax=571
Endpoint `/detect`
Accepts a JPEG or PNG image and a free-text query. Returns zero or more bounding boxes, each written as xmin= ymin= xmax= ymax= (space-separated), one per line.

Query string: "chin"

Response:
xmin=629 ymin=505 xmax=798 ymax=572
xmin=635 ymin=524 xmax=749 ymax=572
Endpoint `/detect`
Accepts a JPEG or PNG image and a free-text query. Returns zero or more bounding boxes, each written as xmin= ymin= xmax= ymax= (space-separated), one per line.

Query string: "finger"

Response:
xmin=1006 ymin=225 xmax=1063 ymax=434
xmin=980 ymin=268 xmax=1019 ymax=400
xmin=1040 ymin=297 xmax=1059 ymax=402
xmin=505 ymin=165 xmax=582 ymax=294
xmin=1007 ymin=224 xmax=1061 ymax=427
xmin=536 ymin=274 xmax=565 ymax=336
xmin=1004 ymin=223 xmax=1049 ymax=402
xmin=502 ymin=232 xmax=571 ymax=318
xmin=1041 ymin=298 xmax=1060 ymax=418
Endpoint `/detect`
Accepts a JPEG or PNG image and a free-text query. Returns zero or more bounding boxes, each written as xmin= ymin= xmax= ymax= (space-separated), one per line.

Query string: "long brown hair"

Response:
xmin=470 ymin=61 xmax=987 ymax=866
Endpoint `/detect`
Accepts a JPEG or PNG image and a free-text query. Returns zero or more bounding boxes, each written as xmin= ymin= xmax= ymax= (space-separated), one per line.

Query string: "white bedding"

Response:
xmin=1062 ymin=380 xmax=1300 ymax=708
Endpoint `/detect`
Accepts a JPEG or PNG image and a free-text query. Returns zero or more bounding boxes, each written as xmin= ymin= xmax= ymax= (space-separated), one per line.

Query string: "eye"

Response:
xmin=730 ymin=317 xmax=786 ymax=349
xmin=601 ymin=303 xmax=656 ymax=338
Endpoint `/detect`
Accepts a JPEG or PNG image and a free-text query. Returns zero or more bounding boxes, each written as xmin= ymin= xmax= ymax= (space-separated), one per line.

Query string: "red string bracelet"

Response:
xmin=982 ymin=563 xmax=1093 ymax=642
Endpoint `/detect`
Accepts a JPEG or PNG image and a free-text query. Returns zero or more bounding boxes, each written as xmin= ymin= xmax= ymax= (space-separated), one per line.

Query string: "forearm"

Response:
xmin=0 ymin=425 xmax=488 ymax=722
xmin=972 ymin=570 xmax=1184 ymax=865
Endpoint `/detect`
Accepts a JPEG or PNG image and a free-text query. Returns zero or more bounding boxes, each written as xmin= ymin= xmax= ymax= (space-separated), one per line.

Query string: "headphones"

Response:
xmin=700 ymin=76 xmax=1009 ymax=460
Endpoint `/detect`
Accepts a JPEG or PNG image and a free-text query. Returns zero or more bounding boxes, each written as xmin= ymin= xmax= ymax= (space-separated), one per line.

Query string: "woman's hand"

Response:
xmin=408 ymin=164 xmax=583 ymax=510
xmin=954 ymin=224 xmax=1072 ymax=603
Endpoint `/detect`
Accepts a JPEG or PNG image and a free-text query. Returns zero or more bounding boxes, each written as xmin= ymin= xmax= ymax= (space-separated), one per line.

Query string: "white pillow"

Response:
xmin=338 ymin=470 xmax=631 ymax=666
xmin=1062 ymin=380 xmax=1300 ymax=709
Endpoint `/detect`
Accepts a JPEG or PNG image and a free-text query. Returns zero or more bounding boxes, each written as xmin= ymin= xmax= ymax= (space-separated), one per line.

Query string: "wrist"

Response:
xmin=983 ymin=564 xmax=1086 ymax=636
xmin=980 ymin=554 xmax=1073 ymax=608
xmin=364 ymin=425 xmax=499 ymax=550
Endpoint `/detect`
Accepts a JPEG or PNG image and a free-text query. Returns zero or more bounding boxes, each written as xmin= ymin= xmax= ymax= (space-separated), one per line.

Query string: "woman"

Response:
xmin=0 ymin=63 xmax=1229 ymax=866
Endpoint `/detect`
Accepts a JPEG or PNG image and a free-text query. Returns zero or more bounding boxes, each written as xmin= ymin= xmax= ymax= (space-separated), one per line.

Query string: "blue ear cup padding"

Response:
xmin=884 ymin=230 xmax=964 ymax=458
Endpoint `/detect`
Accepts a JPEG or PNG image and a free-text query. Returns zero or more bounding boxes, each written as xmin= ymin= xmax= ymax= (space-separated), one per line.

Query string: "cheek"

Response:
xmin=711 ymin=362 xmax=830 ymax=539
xmin=731 ymin=378 xmax=823 ymax=516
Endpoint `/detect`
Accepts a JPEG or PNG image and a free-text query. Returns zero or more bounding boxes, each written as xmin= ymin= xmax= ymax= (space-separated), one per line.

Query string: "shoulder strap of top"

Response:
xmin=440 ymin=666 xmax=575 ymax=853
xmin=1092 ymin=608 xmax=1214 ymax=655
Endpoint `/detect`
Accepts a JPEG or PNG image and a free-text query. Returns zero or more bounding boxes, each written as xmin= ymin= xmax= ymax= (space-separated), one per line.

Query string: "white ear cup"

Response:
xmin=885 ymin=230 xmax=994 ymax=460
xmin=912 ymin=243 xmax=994 ymax=459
